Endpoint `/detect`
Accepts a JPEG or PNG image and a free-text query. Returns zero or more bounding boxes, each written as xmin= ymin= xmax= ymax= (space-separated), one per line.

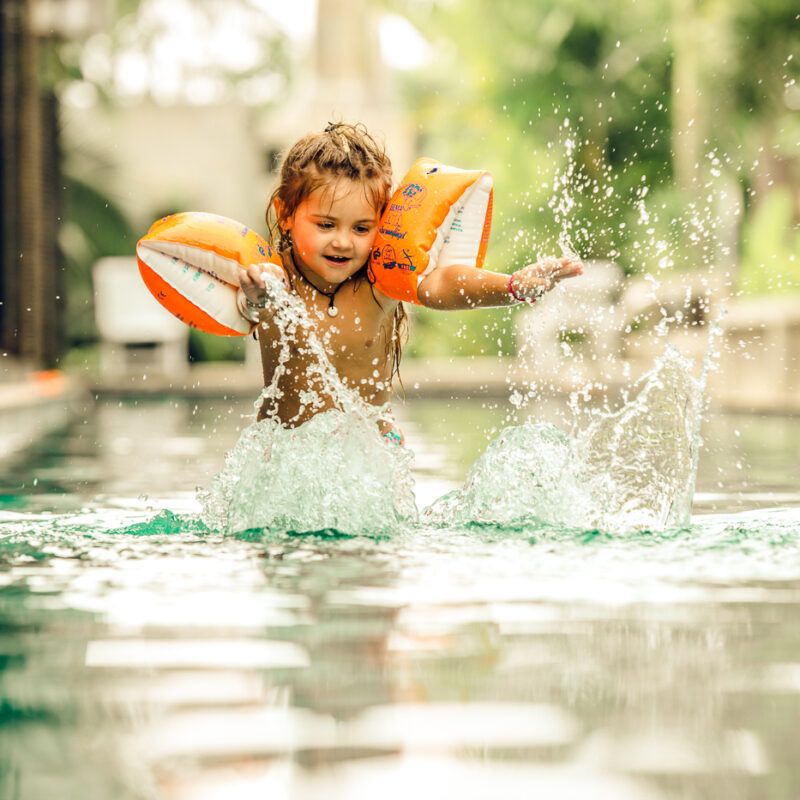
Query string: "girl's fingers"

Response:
xmin=523 ymin=259 xmax=582 ymax=291
xmin=548 ymin=259 xmax=582 ymax=279
xmin=241 ymin=265 xmax=267 ymax=289
xmin=512 ymin=257 xmax=582 ymax=300
xmin=260 ymin=263 xmax=289 ymax=289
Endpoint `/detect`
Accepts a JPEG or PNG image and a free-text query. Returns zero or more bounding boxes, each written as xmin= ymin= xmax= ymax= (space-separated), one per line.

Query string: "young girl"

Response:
xmin=238 ymin=122 xmax=582 ymax=435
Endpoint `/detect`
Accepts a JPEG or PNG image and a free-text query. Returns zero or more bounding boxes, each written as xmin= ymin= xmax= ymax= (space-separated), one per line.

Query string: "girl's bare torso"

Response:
xmin=256 ymin=254 xmax=399 ymax=428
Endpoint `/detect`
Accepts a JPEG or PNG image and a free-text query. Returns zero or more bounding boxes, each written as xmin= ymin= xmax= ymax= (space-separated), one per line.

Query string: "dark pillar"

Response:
xmin=0 ymin=0 xmax=62 ymax=368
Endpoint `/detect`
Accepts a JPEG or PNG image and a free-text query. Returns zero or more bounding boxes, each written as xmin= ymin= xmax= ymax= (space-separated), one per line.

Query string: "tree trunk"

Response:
xmin=670 ymin=0 xmax=701 ymax=192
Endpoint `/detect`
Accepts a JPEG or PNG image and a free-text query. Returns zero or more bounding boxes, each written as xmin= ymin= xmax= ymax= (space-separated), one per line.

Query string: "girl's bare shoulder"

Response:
xmin=356 ymin=276 xmax=398 ymax=317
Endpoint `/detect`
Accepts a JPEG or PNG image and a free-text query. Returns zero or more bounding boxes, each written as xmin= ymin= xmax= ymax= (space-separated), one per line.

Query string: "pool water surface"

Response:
xmin=1 ymin=395 xmax=799 ymax=799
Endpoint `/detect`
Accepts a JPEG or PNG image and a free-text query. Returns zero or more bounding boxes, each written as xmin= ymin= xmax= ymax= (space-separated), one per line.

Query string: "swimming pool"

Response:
xmin=1 ymin=394 xmax=799 ymax=799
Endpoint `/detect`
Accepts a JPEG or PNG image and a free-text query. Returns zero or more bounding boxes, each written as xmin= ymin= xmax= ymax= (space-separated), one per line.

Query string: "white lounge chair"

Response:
xmin=93 ymin=256 xmax=189 ymax=376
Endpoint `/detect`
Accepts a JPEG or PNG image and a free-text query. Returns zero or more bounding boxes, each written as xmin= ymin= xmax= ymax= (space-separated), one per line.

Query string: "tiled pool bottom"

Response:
xmin=1 ymin=397 xmax=799 ymax=799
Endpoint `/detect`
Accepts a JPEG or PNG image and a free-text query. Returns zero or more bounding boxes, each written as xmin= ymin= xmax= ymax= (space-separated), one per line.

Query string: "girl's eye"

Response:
xmin=354 ymin=225 xmax=371 ymax=234
xmin=316 ymin=222 xmax=334 ymax=230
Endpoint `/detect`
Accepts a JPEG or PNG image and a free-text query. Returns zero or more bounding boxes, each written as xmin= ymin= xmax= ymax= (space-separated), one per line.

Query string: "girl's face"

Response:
xmin=283 ymin=177 xmax=380 ymax=289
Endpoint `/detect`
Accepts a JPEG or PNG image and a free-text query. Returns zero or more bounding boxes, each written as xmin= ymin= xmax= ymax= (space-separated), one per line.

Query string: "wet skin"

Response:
xmin=239 ymin=176 xmax=583 ymax=427
xmin=242 ymin=179 xmax=399 ymax=427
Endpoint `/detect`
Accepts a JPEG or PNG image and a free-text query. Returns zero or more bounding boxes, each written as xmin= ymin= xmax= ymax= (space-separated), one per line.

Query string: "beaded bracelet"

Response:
xmin=508 ymin=273 xmax=537 ymax=305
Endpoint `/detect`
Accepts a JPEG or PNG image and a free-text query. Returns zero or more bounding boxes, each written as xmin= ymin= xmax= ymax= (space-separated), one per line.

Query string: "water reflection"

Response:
xmin=1 ymin=398 xmax=800 ymax=798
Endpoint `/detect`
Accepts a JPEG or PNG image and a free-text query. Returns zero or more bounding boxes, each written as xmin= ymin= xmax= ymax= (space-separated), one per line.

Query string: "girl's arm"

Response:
xmin=417 ymin=257 xmax=583 ymax=310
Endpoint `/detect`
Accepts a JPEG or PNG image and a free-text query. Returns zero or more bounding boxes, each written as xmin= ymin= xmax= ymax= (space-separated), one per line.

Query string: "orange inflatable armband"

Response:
xmin=136 ymin=212 xmax=283 ymax=336
xmin=370 ymin=158 xmax=493 ymax=304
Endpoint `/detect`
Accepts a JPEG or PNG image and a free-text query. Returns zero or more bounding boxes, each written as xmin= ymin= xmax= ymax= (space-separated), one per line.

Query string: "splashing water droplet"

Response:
xmin=423 ymin=348 xmax=703 ymax=533
xmin=199 ymin=411 xmax=417 ymax=536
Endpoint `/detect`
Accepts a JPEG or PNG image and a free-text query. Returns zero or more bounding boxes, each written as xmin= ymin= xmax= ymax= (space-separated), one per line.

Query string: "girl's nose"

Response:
xmin=331 ymin=229 xmax=350 ymax=250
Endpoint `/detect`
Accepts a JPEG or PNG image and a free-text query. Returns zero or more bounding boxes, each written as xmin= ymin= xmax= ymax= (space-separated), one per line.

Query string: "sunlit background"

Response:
xmin=1 ymin=0 xmax=798 ymax=395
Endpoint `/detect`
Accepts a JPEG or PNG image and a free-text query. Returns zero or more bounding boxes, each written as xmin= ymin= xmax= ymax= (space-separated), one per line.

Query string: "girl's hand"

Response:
xmin=238 ymin=262 xmax=287 ymax=306
xmin=510 ymin=257 xmax=583 ymax=302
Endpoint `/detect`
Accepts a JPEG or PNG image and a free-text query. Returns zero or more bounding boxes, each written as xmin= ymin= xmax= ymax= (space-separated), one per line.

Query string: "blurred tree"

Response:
xmin=381 ymin=0 xmax=799 ymax=355
xmin=729 ymin=0 xmax=800 ymax=294
xmin=53 ymin=0 xmax=293 ymax=355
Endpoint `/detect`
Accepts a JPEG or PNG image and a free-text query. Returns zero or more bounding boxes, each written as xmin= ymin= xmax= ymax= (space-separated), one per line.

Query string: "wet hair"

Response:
xmin=266 ymin=122 xmax=408 ymax=382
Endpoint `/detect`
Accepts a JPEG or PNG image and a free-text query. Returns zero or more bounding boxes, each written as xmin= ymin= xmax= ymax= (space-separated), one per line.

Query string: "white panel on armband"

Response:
xmin=420 ymin=172 xmax=493 ymax=282
xmin=138 ymin=240 xmax=242 ymax=286
xmin=138 ymin=247 xmax=251 ymax=334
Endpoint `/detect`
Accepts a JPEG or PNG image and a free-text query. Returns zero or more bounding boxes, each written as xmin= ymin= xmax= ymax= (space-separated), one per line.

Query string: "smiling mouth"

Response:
xmin=324 ymin=255 xmax=350 ymax=264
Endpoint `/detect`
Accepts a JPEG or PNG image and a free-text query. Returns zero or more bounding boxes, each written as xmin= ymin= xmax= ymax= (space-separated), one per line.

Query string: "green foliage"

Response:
xmin=395 ymin=0 xmax=675 ymax=246
xmin=60 ymin=175 xmax=138 ymax=343
xmin=188 ymin=330 xmax=248 ymax=362
xmin=384 ymin=0 xmax=799 ymax=354
xmin=406 ymin=306 xmax=517 ymax=359
xmin=739 ymin=187 xmax=800 ymax=295
xmin=731 ymin=0 xmax=798 ymax=119
xmin=62 ymin=176 xmax=136 ymax=256
xmin=390 ymin=0 xmax=671 ymax=353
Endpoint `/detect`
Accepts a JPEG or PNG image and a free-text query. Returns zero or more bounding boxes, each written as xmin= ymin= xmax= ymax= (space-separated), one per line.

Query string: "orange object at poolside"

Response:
xmin=369 ymin=158 xmax=493 ymax=305
xmin=136 ymin=212 xmax=283 ymax=337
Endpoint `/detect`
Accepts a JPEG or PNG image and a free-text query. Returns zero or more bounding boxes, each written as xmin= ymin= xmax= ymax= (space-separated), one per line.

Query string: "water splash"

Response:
xmin=199 ymin=410 xmax=417 ymax=536
xmin=577 ymin=345 xmax=704 ymax=529
xmin=424 ymin=347 xmax=703 ymax=533
xmin=200 ymin=280 xmax=416 ymax=536
xmin=201 ymin=273 xmax=709 ymax=536
xmin=254 ymin=275 xmax=384 ymax=423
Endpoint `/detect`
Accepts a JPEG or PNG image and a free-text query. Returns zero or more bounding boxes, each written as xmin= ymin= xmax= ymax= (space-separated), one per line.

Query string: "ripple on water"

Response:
xmin=1 ymin=503 xmax=799 ymax=600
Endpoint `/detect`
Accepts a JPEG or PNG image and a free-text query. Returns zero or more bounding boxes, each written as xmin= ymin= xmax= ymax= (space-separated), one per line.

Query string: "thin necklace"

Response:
xmin=289 ymin=250 xmax=342 ymax=317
